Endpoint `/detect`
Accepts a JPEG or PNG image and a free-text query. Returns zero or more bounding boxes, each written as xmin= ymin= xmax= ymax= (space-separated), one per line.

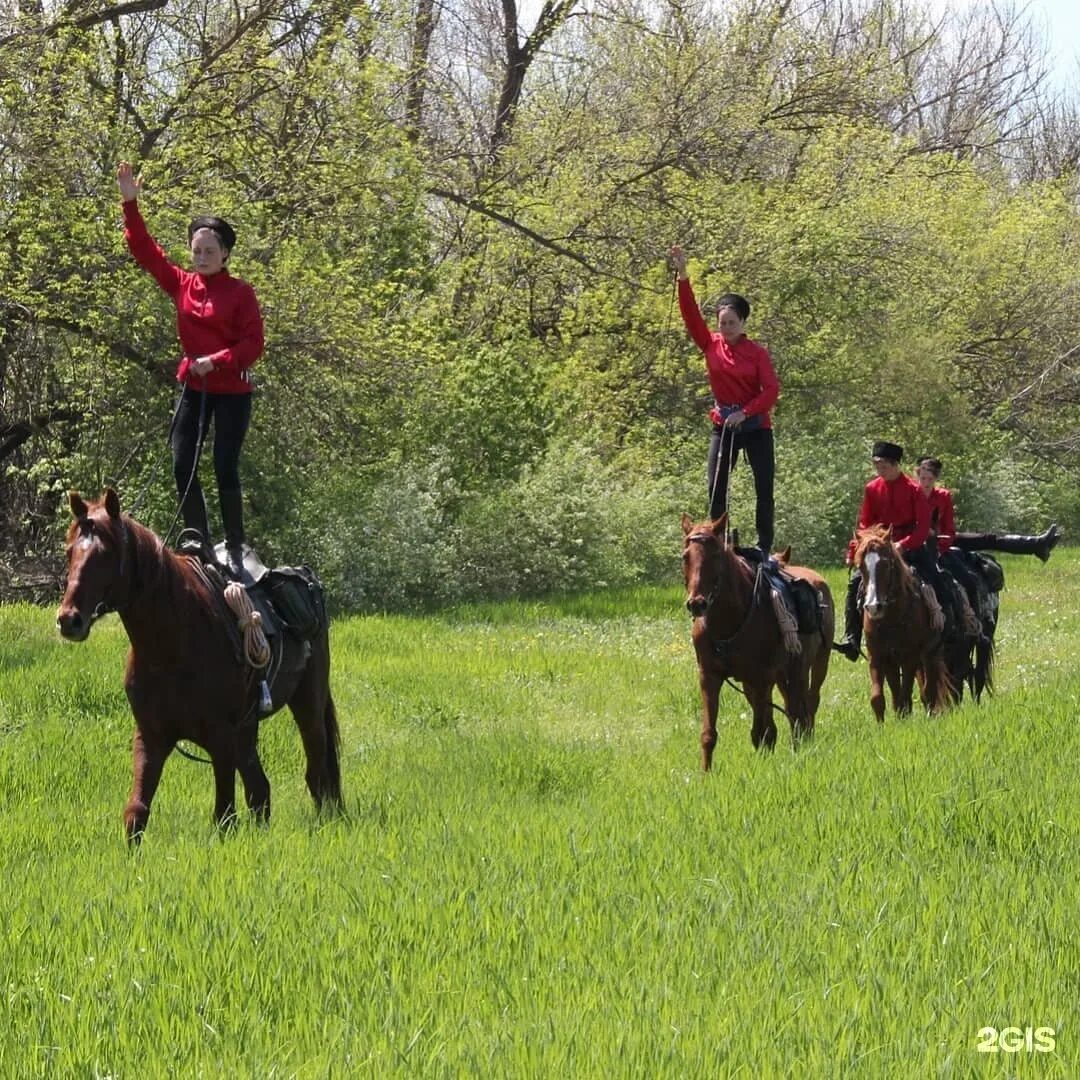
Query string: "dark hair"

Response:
xmin=715 ymin=292 xmax=751 ymax=322
xmin=917 ymin=456 xmax=942 ymax=477
xmin=188 ymin=215 xmax=236 ymax=253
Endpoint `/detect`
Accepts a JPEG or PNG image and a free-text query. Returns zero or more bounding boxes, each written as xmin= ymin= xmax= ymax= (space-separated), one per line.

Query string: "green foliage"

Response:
xmin=2 ymin=0 xmax=1078 ymax=607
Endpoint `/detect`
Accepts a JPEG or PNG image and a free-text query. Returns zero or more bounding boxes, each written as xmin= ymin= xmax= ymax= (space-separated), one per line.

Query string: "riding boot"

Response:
xmin=179 ymin=488 xmax=216 ymax=563
xmin=219 ymin=487 xmax=246 ymax=579
xmin=833 ymin=574 xmax=862 ymax=661
xmin=952 ymin=523 xmax=1060 ymax=563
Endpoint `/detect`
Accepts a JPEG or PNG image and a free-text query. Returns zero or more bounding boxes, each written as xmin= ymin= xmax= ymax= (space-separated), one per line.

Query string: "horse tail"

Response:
xmin=928 ymin=652 xmax=955 ymax=712
xmin=972 ymin=629 xmax=996 ymax=701
xmin=323 ymin=692 xmax=344 ymax=806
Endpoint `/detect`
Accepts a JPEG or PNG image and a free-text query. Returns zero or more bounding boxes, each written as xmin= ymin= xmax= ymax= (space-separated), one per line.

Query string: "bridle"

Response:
xmin=858 ymin=541 xmax=912 ymax=617
xmin=73 ymin=513 xmax=130 ymax=625
xmin=684 ymin=531 xmax=766 ymax=648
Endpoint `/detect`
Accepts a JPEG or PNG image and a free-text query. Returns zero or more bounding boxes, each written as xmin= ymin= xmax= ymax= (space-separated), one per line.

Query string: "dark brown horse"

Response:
xmin=56 ymin=489 xmax=343 ymax=842
xmin=853 ymin=525 xmax=953 ymax=721
xmin=681 ymin=513 xmax=835 ymax=769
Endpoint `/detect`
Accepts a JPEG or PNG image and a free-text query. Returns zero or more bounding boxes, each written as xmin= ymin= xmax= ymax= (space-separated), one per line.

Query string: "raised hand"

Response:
xmin=116 ymin=161 xmax=142 ymax=203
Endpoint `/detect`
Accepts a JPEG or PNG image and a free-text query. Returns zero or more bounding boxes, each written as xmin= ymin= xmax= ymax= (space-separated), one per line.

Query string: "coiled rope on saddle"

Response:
xmin=770 ymin=589 xmax=801 ymax=655
xmin=224 ymin=582 xmax=271 ymax=668
xmin=920 ymin=583 xmax=945 ymax=631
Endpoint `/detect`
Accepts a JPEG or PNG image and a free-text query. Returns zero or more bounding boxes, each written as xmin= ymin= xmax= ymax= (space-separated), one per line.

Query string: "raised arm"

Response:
xmin=669 ymin=245 xmax=713 ymax=354
xmin=117 ymin=162 xmax=182 ymax=297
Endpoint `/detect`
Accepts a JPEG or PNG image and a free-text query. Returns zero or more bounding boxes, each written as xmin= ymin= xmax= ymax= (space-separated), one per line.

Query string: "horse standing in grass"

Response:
xmin=853 ymin=525 xmax=953 ymax=721
xmin=56 ymin=489 xmax=343 ymax=842
xmin=681 ymin=513 xmax=834 ymax=768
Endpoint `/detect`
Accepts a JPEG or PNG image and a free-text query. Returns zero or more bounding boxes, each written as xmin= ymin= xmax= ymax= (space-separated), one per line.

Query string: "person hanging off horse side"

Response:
xmin=669 ymin=245 xmax=780 ymax=553
xmin=914 ymin=456 xmax=1060 ymax=564
xmin=835 ymin=440 xmax=960 ymax=662
xmin=915 ymin=455 xmax=1060 ymax=631
xmin=116 ymin=162 xmax=264 ymax=579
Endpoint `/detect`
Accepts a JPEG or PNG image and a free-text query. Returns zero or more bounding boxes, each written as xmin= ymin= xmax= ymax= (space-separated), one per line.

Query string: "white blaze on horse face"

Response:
xmin=863 ymin=551 xmax=882 ymax=617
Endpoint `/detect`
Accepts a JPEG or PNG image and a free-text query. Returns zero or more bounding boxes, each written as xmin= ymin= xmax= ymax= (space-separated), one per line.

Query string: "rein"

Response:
xmin=708 ymin=422 xmax=738 ymax=543
xmin=686 ymin=535 xmax=794 ymax=721
xmin=685 ymin=533 xmax=765 ymax=653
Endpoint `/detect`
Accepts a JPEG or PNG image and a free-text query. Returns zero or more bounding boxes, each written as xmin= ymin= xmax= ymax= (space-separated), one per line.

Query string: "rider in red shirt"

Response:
xmin=117 ymin=162 xmax=264 ymax=576
xmin=835 ymin=440 xmax=936 ymax=661
xmin=669 ymin=245 xmax=780 ymax=552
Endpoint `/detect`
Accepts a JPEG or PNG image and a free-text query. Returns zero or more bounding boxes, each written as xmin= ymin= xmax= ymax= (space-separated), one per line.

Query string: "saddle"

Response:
xmin=740 ymin=549 xmax=826 ymax=636
xmin=179 ymin=532 xmax=327 ymax=644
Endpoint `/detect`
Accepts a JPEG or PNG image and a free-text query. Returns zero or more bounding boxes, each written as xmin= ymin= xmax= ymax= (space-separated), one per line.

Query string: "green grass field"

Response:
xmin=0 ymin=554 xmax=1077 ymax=1077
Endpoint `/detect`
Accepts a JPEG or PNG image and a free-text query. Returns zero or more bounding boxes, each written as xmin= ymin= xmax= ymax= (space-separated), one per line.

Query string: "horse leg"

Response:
xmin=124 ymin=728 xmax=172 ymax=844
xmin=211 ymin=753 xmax=239 ymax=831
xmin=895 ymin=664 xmax=915 ymax=716
xmin=867 ymin=658 xmax=887 ymax=723
xmin=805 ymin=644 xmax=830 ymax=734
xmin=747 ymin=682 xmax=777 ymax=751
xmin=235 ymin=724 xmax=271 ymax=823
xmin=698 ymin=669 xmax=720 ymax=771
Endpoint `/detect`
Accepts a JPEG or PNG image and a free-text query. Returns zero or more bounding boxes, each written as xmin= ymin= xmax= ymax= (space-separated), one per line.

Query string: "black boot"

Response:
xmin=178 ymin=488 xmax=217 ymax=564
xmin=953 ymin=524 xmax=1060 ymax=562
xmin=1033 ymin=523 xmax=1060 ymax=563
xmin=833 ymin=574 xmax=862 ymax=661
xmin=219 ymin=487 xmax=246 ymax=579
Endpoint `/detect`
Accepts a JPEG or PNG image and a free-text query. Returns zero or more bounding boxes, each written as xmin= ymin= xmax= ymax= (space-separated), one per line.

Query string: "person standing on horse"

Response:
xmin=116 ymin=161 xmax=264 ymax=578
xmin=914 ymin=457 xmax=1060 ymax=563
xmin=835 ymin=440 xmax=944 ymax=661
xmin=669 ymin=245 xmax=780 ymax=553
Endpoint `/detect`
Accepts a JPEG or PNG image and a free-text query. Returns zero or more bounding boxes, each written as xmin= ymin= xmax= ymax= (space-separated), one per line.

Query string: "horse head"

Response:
xmin=681 ymin=512 xmax=740 ymax=617
xmin=854 ymin=525 xmax=910 ymax=621
xmin=56 ymin=488 xmax=130 ymax=641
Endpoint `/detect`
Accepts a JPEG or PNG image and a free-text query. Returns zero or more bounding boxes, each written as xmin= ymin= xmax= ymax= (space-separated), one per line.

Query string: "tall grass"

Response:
xmin=0 ymin=555 xmax=1076 ymax=1076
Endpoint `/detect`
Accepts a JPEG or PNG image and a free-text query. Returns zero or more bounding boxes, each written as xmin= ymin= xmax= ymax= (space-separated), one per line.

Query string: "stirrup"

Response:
xmin=832 ymin=638 xmax=861 ymax=661
xmin=177 ymin=528 xmax=216 ymax=565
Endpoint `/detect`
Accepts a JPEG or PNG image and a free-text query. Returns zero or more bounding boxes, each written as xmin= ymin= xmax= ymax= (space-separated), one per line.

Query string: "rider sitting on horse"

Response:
xmin=835 ymin=440 xmax=954 ymax=662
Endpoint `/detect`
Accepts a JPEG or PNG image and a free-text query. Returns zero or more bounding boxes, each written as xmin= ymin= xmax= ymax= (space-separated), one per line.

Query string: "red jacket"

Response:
xmin=846 ymin=473 xmax=931 ymax=564
xmin=123 ymin=201 xmax=264 ymax=394
xmin=927 ymin=485 xmax=957 ymax=553
xmin=677 ymin=279 xmax=779 ymax=427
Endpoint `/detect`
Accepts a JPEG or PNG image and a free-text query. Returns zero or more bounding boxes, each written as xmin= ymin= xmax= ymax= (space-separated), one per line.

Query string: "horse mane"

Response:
xmin=72 ymin=498 xmax=217 ymax=619
xmin=853 ymin=525 xmax=912 ymax=582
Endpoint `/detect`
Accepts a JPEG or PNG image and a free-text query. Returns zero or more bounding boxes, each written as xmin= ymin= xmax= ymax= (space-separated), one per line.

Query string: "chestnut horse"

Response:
xmin=681 ymin=513 xmax=835 ymax=769
xmin=853 ymin=525 xmax=953 ymax=721
xmin=56 ymin=489 xmax=343 ymax=842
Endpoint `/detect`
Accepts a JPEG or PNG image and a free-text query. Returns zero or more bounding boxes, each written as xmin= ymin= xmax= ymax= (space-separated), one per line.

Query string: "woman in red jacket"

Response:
xmin=915 ymin=457 xmax=1060 ymax=562
xmin=669 ymin=245 xmax=780 ymax=552
xmin=117 ymin=162 xmax=264 ymax=576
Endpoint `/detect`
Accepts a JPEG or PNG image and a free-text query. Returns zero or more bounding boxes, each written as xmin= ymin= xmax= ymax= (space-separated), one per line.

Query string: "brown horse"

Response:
xmin=56 ymin=489 xmax=343 ymax=842
xmin=853 ymin=525 xmax=953 ymax=721
xmin=681 ymin=513 xmax=835 ymax=769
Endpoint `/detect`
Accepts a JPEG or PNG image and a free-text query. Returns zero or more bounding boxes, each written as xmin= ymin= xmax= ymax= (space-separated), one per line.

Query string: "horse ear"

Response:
xmin=69 ymin=491 xmax=88 ymax=519
xmin=711 ymin=512 xmax=728 ymax=537
xmin=103 ymin=488 xmax=121 ymax=518
xmin=777 ymin=545 xmax=791 ymax=564
xmin=680 ymin=512 xmax=694 ymax=536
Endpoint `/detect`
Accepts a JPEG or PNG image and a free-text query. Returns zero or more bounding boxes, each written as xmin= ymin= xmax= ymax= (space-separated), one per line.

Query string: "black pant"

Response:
xmin=707 ymin=425 xmax=775 ymax=550
xmin=171 ymin=389 xmax=252 ymax=540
